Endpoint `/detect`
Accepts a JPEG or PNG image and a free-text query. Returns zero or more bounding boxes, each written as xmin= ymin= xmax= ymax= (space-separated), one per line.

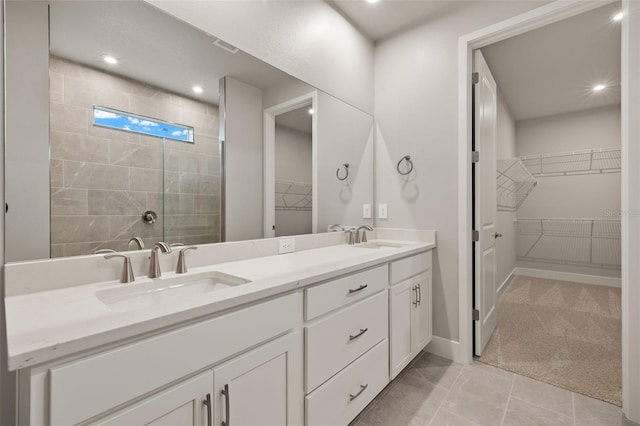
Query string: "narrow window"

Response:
xmin=92 ymin=106 xmax=194 ymax=143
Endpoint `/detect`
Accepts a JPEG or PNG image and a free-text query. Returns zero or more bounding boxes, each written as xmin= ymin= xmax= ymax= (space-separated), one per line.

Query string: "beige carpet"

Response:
xmin=477 ymin=275 xmax=622 ymax=406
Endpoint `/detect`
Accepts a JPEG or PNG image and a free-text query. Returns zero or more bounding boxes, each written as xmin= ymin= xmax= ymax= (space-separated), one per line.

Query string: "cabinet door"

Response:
xmin=213 ymin=332 xmax=303 ymax=426
xmin=412 ymin=270 xmax=432 ymax=353
xmin=93 ymin=371 xmax=213 ymax=426
xmin=389 ymin=279 xmax=415 ymax=379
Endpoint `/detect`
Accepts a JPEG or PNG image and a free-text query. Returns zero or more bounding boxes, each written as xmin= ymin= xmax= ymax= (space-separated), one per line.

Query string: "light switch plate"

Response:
xmin=378 ymin=203 xmax=388 ymax=219
xmin=363 ymin=203 xmax=372 ymax=219
xmin=278 ymin=238 xmax=295 ymax=254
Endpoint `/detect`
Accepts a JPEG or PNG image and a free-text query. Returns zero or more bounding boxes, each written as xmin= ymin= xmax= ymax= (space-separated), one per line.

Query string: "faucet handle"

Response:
xmin=345 ymin=230 xmax=355 ymax=245
xmin=104 ymin=254 xmax=135 ymax=283
xmin=176 ymin=246 xmax=198 ymax=274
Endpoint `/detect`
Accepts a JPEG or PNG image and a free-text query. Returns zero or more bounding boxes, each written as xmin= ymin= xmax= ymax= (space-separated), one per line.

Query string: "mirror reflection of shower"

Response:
xmin=274 ymin=104 xmax=313 ymax=237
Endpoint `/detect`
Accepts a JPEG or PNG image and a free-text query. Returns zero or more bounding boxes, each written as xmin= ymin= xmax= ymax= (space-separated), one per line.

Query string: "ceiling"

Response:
xmin=330 ymin=0 xmax=465 ymax=41
xmin=481 ymin=2 xmax=621 ymax=122
xmin=49 ymin=1 xmax=291 ymax=105
xmin=276 ymin=105 xmax=313 ymax=135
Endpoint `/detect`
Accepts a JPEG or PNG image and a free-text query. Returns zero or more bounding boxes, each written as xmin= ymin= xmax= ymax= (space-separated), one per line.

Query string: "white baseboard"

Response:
xmin=497 ymin=268 xmax=516 ymax=296
xmin=516 ymin=267 xmax=621 ymax=288
xmin=425 ymin=336 xmax=466 ymax=363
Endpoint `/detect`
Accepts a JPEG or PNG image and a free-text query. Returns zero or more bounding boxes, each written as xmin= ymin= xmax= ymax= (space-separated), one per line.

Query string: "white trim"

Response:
xmin=497 ymin=268 xmax=516 ymax=297
xmin=424 ymin=336 xmax=465 ymax=363
xmin=457 ymin=1 xmax=639 ymax=421
xmin=515 ymin=268 xmax=621 ymax=288
xmin=263 ymin=92 xmax=318 ymax=238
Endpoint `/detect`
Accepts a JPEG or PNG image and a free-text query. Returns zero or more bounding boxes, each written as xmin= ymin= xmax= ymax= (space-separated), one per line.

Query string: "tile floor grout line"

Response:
xmin=500 ymin=372 xmax=516 ymax=426
xmin=426 ymin=364 xmax=464 ymax=426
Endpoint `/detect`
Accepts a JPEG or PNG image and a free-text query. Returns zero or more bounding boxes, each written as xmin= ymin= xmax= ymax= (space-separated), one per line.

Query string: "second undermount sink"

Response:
xmin=355 ymin=242 xmax=406 ymax=250
xmin=96 ymin=271 xmax=250 ymax=311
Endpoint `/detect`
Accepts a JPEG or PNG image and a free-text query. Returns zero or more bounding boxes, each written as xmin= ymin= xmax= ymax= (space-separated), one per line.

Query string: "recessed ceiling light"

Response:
xmin=593 ymin=84 xmax=607 ymax=92
xmin=308 ymin=108 xmax=314 ymax=115
xmin=366 ymin=0 xmax=380 ymax=4
xmin=192 ymin=86 xmax=204 ymax=94
xmin=103 ymin=55 xmax=118 ymax=65
xmin=613 ymin=12 xmax=624 ymax=21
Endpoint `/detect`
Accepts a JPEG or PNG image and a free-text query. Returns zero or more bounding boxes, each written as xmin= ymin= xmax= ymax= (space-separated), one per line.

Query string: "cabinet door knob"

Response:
xmin=349 ymin=384 xmax=369 ymax=401
xmin=348 ymin=328 xmax=368 ymax=341
xmin=348 ymin=284 xmax=368 ymax=294
xmin=221 ymin=384 xmax=230 ymax=426
xmin=203 ymin=393 xmax=212 ymax=426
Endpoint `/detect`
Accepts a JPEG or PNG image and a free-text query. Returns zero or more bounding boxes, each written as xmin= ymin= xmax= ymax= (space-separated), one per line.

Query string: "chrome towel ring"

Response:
xmin=336 ymin=163 xmax=350 ymax=181
xmin=397 ymin=155 xmax=413 ymax=175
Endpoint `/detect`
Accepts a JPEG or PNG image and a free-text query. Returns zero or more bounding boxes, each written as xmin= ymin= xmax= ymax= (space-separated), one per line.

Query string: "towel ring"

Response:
xmin=336 ymin=163 xmax=350 ymax=181
xmin=397 ymin=155 xmax=413 ymax=175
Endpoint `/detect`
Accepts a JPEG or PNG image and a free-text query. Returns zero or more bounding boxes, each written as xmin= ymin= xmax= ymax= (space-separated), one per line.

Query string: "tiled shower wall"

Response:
xmin=49 ymin=57 xmax=221 ymax=257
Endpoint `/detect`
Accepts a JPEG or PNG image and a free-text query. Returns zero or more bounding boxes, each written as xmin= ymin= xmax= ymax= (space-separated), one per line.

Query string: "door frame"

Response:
xmin=457 ymin=0 xmax=640 ymax=421
xmin=263 ymin=92 xmax=318 ymax=238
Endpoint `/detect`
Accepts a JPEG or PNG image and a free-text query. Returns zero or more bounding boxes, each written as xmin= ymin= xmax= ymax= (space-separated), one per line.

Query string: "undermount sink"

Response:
xmin=96 ymin=271 xmax=250 ymax=311
xmin=354 ymin=242 xmax=406 ymax=249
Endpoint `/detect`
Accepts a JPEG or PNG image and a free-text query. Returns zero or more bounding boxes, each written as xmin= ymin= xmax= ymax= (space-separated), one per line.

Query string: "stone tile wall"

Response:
xmin=50 ymin=57 xmax=221 ymax=257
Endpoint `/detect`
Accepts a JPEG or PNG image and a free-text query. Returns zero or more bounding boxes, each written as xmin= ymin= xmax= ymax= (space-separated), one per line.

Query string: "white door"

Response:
xmin=94 ymin=371 xmax=213 ymax=426
xmin=213 ymin=332 xmax=303 ymax=426
xmin=389 ymin=279 xmax=414 ymax=379
xmin=473 ymin=50 xmax=498 ymax=356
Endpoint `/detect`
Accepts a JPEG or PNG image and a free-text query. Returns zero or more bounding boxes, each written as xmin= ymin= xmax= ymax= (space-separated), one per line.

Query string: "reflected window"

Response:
xmin=92 ymin=106 xmax=194 ymax=143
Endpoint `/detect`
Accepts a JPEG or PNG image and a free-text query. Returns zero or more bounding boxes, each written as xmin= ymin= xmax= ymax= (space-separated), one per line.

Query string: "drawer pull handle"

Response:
xmin=349 ymin=328 xmax=368 ymax=341
xmin=221 ymin=384 xmax=230 ymax=426
xmin=417 ymin=283 xmax=422 ymax=306
xmin=348 ymin=284 xmax=368 ymax=294
xmin=203 ymin=393 xmax=212 ymax=426
xmin=349 ymin=384 xmax=369 ymax=401
xmin=413 ymin=286 xmax=418 ymax=307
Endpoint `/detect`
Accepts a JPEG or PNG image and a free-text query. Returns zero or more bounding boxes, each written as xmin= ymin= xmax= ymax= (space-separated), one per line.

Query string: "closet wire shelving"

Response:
xmin=497 ymin=159 xmax=537 ymax=212
xmin=275 ymin=180 xmax=312 ymax=211
xmin=515 ymin=218 xmax=621 ymax=269
xmin=519 ymin=147 xmax=621 ymax=177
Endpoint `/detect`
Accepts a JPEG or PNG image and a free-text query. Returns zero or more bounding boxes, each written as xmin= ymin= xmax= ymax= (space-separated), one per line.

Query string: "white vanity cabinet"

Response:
xmin=389 ymin=252 xmax=433 ymax=379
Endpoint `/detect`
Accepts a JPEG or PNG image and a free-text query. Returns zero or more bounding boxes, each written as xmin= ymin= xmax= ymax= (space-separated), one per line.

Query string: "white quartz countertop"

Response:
xmin=5 ymin=240 xmax=434 ymax=370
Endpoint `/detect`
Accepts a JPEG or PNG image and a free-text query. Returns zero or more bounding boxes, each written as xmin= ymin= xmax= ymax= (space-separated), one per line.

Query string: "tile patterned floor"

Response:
xmin=352 ymin=353 xmax=638 ymax=426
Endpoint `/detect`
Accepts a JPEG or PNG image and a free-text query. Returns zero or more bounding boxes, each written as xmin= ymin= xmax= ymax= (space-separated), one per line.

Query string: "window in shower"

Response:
xmin=92 ymin=106 xmax=195 ymax=143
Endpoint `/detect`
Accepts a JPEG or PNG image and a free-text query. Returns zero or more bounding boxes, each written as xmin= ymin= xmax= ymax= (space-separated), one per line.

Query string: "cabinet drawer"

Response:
xmin=305 ymin=265 xmax=388 ymax=321
xmin=390 ymin=251 xmax=432 ymax=285
xmin=49 ymin=293 xmax=300 ymax=426
xmin=306 ymin=339 xmax=389 ymax=426
xmin=305 ymin=290 xmax=388 ymax=393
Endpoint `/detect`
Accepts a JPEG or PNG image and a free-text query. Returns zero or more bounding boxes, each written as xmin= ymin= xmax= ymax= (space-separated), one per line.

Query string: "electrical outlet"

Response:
xmin=363 ymin=203 xmax=372 ymax=219
xmin=278 ymin=238 xmax=295 ymax=254
xmin=378 ymin=203 xmax=388 ymax=219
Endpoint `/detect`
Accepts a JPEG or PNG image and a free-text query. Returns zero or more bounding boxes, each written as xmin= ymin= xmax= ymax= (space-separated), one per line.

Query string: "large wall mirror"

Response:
xmin=4 ymin=0 xmax=374 ymax=262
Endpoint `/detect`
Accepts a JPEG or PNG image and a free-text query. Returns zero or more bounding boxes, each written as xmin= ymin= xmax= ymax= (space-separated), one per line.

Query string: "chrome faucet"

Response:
xmin=345 ymin=229 xmax=355 ymax=245
xmin=104 ymin=254 xmax=135 ymax=283
xmin=176 ymin=246 xmax=198 ymax=273
xmin=328 ymin=224 xmax=345 ymax=232
xmin=355 ymin=225 xmax=374 ymax=244
xmin=128 ymin=237 xmax=145 ymax=250
xmin=148 ymin=242 xmax=172 ymax=278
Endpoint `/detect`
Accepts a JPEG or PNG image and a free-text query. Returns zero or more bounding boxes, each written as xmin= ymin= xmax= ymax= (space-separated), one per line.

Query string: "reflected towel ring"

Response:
xmin=397 ymin=155 xmax=413 ymax=175
xmin=336 ymin=163 xmax=350 ymax=181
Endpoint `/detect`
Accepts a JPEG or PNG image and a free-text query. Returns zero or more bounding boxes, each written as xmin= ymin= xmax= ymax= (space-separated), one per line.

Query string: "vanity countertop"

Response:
xmin=5 ymin=239 xmax=435 ymax=370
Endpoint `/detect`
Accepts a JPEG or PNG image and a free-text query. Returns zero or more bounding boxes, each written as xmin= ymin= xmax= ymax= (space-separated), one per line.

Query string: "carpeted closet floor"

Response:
xmin=476 ymin=275 xmax=622 ymax=406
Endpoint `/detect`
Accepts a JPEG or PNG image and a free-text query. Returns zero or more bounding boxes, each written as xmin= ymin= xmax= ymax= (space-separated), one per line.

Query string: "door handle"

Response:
xmin=417 ymin=283 xmax=421 ymax=306
xmin=494 ymin=232 xmax=503 ymax=239
xmin=203 ymin=393 xmax=212 ymax=426
xmin=221 ymin=384 xmax=230 ymax=426
xmin=412 ymin=286 xmax=418 ymax=307
xmin=349 ymin=328 xmax=368 ymax=341
xmin=348 ymin=284 xmax=368 ymax=294
xmin=349 ymin=384 xmax=369 ymax=401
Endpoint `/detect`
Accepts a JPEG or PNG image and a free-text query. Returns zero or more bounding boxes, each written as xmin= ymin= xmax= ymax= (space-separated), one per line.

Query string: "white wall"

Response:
xmin=144 ymin=0 xmax=374 ymax=114
xmin=4 ymin=0 xmax=50 ymax=262
xmin=374 ymin=1 xmax=547 ymax=342
xmin=496 ymin=91 xmax=517 ymax=292
xmin=275 ymin=125 xmax=312 ymax=237
xmin=516 ymin=105 xmax=621 ymax=278
xmin=223 ymin=77 xmax=264 ymax=241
